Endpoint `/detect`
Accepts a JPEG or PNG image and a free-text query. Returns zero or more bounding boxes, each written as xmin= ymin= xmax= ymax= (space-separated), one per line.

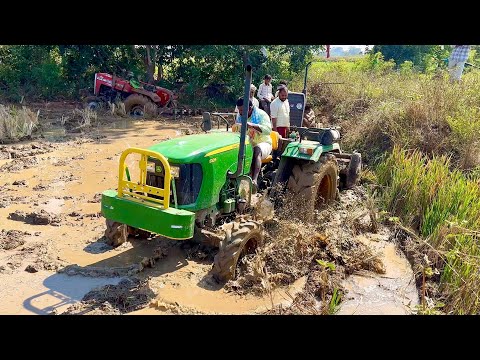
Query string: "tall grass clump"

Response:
xmin=377 ymin=147 xmax=480 ymax=314
xmin=0 ymin=104 xmax=39 ymax=142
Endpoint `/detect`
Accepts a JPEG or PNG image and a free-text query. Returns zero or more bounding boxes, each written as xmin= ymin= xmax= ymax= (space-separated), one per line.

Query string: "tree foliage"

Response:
xmin=0 ymin=45 xmax=322 ymax=103
xmin=372 ymin=45 xmax=451 ymax=71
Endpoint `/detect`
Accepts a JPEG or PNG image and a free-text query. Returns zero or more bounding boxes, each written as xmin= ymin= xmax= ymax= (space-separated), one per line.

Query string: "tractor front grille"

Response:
xmin=146 ymin=159 xmax=202 ymax=206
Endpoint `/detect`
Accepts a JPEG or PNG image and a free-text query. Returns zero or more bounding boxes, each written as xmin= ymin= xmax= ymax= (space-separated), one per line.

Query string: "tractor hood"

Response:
xmin=148 ymin=131 xmax=243 ymax=163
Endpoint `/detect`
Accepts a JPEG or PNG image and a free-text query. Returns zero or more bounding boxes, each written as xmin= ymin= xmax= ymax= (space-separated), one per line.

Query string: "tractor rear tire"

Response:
xmin=212 ymin=220 xmax=264 ymax=282
xmin=124 ymin=94 xmax=155 ymax=118
xmin=105 ymin=220 xmax=128 ymax=247
xmin=286 ymin=155 xmax=338 ymax=223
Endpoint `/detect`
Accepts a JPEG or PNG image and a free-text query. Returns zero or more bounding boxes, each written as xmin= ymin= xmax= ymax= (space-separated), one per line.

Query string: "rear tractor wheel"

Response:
xmin=212 ymin=220 xmax=264 ymax=282
xmin=286 ymin=154 xmax=338 ymax=223
xmin=124 ymin=94 xmax=156 ymax=118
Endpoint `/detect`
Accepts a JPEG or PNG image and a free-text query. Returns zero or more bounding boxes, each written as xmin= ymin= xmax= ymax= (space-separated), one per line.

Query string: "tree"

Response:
xmin=372 ymin=45 xmax=450 ymax=70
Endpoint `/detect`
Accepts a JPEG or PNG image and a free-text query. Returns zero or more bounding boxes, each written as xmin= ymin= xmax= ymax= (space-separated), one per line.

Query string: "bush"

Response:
xmin=0 ymin=104 xmax=39 ymax=142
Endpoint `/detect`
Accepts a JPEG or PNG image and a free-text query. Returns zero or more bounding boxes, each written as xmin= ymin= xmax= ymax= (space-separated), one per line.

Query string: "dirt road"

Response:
xmin=0 ymin=107 xmax=419 ymax=315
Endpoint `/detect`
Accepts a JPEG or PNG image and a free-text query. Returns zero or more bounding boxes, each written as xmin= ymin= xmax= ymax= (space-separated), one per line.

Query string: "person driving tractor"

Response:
xmin=232 ymin=97 xmax=272 ymax=190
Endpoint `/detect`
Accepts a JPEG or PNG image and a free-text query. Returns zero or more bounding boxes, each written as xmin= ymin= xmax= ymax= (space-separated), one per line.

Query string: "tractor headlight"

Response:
xmin=170 ymin=165 xmax=180 ymax=178
xmin=147 ymin=162 xmax=156 ymax=173
xmin=299 ymin=147 xmax=314 ymax=156
xmin=147 ymin=162 xmax=164 ymax=174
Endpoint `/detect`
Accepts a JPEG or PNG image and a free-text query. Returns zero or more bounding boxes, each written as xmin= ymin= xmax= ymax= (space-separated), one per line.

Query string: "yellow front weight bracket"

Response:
xmin=118 ymin=147 xmax=171 ymax=209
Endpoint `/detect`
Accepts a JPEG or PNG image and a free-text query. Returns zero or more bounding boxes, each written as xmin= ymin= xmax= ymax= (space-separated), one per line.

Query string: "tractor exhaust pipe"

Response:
xmin=303 ymin=61 xmax=312 ymax=96
xmin=229 ymin=63 xmax=252 ymax=179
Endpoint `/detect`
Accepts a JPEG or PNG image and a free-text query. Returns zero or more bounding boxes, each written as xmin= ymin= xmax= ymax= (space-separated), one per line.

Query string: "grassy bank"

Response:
xmin=292 ymin=55 xmax=480 ymax=171
xmin=297 ymin=55 xmax=480 ymax=314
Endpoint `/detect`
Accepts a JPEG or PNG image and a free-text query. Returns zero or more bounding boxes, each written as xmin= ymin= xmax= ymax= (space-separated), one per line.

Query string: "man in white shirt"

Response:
xmin=270 ymin=85 xmax=290 ymax=138
xmin=274 ymin=80 xmax=288 ymax=98
xmin=257 ymin=74 xmax=274 ymax=116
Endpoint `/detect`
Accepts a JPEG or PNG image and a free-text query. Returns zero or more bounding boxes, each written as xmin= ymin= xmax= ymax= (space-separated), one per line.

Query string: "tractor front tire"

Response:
xmin=124 ymin=94 xmax=155 ymax=118
xmin=212 ymin=220 xmax=264 ymax=282
xmin=105 ymin=220 xmax=128 ymax=247
xmin=286 ymin=155 xmax=338 ymax=223
xmin=84 ymin=96 xmax=102 ymax=111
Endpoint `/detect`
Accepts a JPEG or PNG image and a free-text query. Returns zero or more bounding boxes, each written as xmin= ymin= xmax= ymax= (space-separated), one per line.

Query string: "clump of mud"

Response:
xmin=0 ymin=195 xmax=29 ymax=208
xmin=8 ymin=209 xmax=62 ymax=226
xmin=0 ymin=230 xmax=29 ymax=250
xmin=87 ymin=193 xmax=102 ymax=203
xmin=0 ymin=157 xmax=39 ymax=172
xmin=0 ymin=142 xmax=57 ymax=160
xmin=12 ymin=179 xmax=28 ymax=186
xmin=56 ymin=301 xmax=122 ymax=315
xmin=33 ymin=184 xmax=49 ymax=191
xmin=60 ymin=278 xmax=155 ymax=315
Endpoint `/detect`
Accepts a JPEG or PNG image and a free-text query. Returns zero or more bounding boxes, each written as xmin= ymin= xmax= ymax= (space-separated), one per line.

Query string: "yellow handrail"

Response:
xmin=118 ymin=147 xmax=171 ymax=209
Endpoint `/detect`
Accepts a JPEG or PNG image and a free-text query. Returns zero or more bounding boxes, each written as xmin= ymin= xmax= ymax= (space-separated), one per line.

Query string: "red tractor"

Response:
xmin=85 ymin=72 xmax=177 ymax=117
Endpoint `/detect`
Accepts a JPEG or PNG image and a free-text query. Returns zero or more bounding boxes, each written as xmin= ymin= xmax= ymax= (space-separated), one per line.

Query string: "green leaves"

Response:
xmin=316 ymin=259 xmax=336 ymax=271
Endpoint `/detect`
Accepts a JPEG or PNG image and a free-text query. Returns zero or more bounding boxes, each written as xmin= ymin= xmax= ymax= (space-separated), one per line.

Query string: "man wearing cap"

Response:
xmin=232 ymin=97 xmax=272 ymax=189
xmin=269 ymin=85 xmax=290 ymax=138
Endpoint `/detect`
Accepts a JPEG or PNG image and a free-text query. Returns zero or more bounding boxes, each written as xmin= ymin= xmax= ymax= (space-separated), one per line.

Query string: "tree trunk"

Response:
xmin=146 ymin=45 xmax=155 ymax=84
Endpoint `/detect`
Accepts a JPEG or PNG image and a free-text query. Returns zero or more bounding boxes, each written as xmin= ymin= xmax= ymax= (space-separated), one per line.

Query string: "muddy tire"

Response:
xmin=105 ymin=220 xmax=128 ymax=247
xmin=84 ymin=96 xmax=102 ymax=111
xmin=127 ymin=226 xmax=151 ymax=239
xmin=345 ymin=152 xmax=362 ymax=189
xmin=123 ymin=94 xmax=155 ymax=118
xmin=212 ymin=221 xmax=264 ymax=282
xmin=286 ymin=155 xmax=338 ymax=222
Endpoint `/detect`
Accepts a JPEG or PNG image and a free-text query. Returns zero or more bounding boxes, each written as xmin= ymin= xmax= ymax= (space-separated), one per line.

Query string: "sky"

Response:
xmin=332 ymin=45 xmax=373 ymax=50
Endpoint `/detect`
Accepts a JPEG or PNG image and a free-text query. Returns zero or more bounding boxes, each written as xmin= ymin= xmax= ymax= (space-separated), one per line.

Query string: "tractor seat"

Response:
xmin=261 ymin=131 xmax=280 ymax=164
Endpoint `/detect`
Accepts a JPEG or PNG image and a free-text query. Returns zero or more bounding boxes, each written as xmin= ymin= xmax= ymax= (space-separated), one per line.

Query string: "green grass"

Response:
xmin=376 ymin=147 xmax=480 ymax=314
xmin=295 ymin=54 xmax=480 ymax=314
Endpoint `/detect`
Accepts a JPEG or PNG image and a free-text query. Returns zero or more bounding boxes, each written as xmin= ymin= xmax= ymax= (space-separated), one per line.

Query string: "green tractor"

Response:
xmin=101 ymin=64 xmax=361 ymax=281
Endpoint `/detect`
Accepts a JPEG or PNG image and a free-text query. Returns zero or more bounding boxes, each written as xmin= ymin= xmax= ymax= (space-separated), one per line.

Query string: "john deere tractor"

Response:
xmin=101 ymin=63 xmax=361 ymax=281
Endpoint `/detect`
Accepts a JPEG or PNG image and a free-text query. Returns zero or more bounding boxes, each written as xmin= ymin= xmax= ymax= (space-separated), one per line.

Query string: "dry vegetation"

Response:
xmin=296 ymin=56 xmax=480 ymax=314
xmin=0 ymin=104 xmax=39 ymax=143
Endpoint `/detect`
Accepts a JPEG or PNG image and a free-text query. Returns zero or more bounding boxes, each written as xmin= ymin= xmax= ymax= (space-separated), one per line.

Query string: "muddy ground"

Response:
xmin=0 ymin=102 xmax=419 ymax=315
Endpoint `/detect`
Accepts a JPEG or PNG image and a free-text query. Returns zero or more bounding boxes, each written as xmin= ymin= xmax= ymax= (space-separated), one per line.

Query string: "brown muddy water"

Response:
xmin=0 ymin=114 xmax=419 ymax=315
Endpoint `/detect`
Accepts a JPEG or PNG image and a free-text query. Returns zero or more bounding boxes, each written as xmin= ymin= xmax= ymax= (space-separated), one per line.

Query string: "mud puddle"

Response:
xmin=0 ymin=271 xmax=122 ymax=315
xmin=0 ymin=108 xmax=419 ymax=315
xmin=337 ymin=233 xmax=419 ymax=315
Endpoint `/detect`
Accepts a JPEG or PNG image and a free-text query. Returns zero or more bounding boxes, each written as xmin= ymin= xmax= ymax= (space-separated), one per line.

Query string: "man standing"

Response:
xmin=274 ymin=80 xmax=288 ymax=98
xmin=448 ymin=45 xmax=471 ymax=82
xmin=269 ymin=85 xmax=290 ymax=138
xmin=257 ymin=74 xmax=274 ymax=115
xmin=232 ymin=98 xmax=272 ymax=189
